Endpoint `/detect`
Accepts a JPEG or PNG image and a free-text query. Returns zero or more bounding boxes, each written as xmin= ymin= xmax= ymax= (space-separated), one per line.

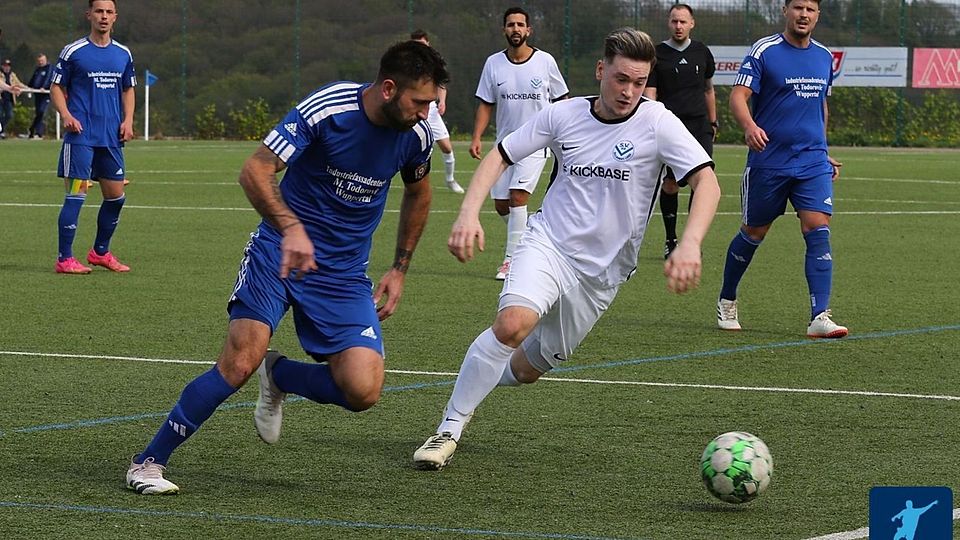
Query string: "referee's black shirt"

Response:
xmin=646 ymin=39 xmax=715 ymax=120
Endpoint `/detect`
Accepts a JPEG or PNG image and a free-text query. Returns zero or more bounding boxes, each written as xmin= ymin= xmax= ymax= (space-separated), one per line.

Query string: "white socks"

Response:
xmin=442 ymin=151 xmax=455 ymax=183
xmin=439 ymin=328 xmax=515 ymax=440
xmin=506 ymin=205 xmax=527 ymax=259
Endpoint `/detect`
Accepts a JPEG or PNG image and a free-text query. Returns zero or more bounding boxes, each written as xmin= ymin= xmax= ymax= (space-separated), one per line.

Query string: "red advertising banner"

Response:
xmin=912 ymin=48 xmax=960 ymax=88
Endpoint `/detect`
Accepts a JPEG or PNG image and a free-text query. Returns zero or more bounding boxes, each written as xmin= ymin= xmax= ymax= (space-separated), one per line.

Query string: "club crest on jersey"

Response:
xmin=613 ymin=140 xmax=634 ymax=161
xmin=530 ymin=77 xmax=543 ymax=89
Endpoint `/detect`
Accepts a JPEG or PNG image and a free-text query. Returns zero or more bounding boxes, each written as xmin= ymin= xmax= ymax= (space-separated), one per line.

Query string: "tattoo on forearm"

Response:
xmin=393 ymin=248 xmax=413 ymax=273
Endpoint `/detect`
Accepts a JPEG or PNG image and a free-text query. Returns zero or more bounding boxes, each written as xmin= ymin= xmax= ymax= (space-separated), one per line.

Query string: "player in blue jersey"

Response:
xmin=125 ymin=40 xmax=449 ymax=495
xmin=716 ymin=0 xmax=847 ymax=338
xmin=51 ymin=0 xmax=136 ymax=274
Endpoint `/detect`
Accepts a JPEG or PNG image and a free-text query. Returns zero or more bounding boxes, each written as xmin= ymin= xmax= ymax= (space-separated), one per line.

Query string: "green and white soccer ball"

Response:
xmin=700 ymin=431 xmax=773 ymax=504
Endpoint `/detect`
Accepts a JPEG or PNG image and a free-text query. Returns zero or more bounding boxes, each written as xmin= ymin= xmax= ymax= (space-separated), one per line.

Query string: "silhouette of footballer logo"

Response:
xmin=613 ymin=140 xmax=634 ymax=161
xmin=530 ymin=77 xmax=543 ymax=89
xmin=869 ymin=487 xmax=952 ymax=540
xmin=891 ymin=499 xmax=939 ymax=540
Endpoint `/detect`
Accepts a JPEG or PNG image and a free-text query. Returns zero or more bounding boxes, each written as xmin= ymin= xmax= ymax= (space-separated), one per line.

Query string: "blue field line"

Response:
xmin=0 ymin=501 xmax=635 ymax=540
xmin=4 ymin=380 xmax=455 ymax=437
xmin=2 ymin=324 xmax=956 ymax=438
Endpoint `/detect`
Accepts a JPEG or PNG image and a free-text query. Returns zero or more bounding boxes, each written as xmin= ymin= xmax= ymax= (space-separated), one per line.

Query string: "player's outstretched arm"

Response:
xmin=449 ymin=148 xmax=508 ymax=262
xmin=373 ymin=175 xmax=432 ymax=321
xmin=664 ymin=166 xmax=721 ymax=294
xmin=238 ymin=145 xmax=316 ymax=279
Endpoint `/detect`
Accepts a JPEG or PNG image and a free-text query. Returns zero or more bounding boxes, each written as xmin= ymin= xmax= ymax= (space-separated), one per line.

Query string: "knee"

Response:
xmin=492 ymin=319 xmax=530 ymax=349
xmin=342 ymin=379 xmax=382 ymax=411
xmin=509 ymin=190 xmax=530 ymax=206
xmin=661 ymin=180 xmax=679 ymax=195
xmin=216 ymin=355 xmax=259 ymax=388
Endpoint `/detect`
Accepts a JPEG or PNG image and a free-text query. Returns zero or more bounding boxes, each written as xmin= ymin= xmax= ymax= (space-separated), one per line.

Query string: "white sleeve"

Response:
xmin=499 ymin=105 xmax=555 ymax=164
xmin=655 ymin=111 xmax=713 ymax=181
xmin=547 ymin=55 xmax=569 ymax=100
xmin=475 ymin=57 xmax=497 ymax=104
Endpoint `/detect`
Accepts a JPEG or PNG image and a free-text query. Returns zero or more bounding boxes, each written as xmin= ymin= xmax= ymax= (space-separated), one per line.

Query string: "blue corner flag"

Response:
xmin=145 ymin=69 xmax=159 ymax=87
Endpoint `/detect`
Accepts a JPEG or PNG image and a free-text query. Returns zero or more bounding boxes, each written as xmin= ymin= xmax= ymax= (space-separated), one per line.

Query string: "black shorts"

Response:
xmin=665 ymin=116 xmax=714 ymax=187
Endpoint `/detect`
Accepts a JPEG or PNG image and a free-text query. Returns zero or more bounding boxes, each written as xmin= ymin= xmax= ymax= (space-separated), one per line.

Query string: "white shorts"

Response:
xmin=498 ymin=220 xmax=619 ymax=373
xmin=426 ymin=103 xmax=449 ymax=141
xmin=490 ymin=150 xmax=549 ymax=199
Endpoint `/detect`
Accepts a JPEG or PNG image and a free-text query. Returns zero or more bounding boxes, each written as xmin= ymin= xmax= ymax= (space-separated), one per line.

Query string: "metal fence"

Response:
xmin=2 ymin=0 xmax=959 ymax=144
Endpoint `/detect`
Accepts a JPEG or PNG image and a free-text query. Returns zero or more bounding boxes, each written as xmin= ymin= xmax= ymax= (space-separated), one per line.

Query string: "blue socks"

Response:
xmin=720 ymin=229 xmax=762 ymax=301
xmin=272 ymin=357 xmax=353 ymax=410
xmin=138 ymin=367 xmax=237 ymax=466
xmin=804 ymin=226 xmax=833 ymax=319
xmin=94 ymin=195 xmax=125 ymax=255
xmin=57 ymin=194 xmax=86 ymax=260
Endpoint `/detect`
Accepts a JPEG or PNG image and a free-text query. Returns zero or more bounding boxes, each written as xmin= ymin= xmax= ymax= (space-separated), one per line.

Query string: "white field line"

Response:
xmin=3 ymin=203 xmax=960 ymax=216
xmin=2 ymin=350 xmax=959 ymax=402
xmin=803 ymin=508 xmax=960 ymax=540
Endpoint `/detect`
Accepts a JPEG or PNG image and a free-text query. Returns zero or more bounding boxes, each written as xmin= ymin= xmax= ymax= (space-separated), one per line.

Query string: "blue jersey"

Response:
xmin=52 ymin=37 xmax=136 ymax=148
xmin=735 ymin=34 xmax=833 ymax=169
xmin=260 ymin=82 xmax=433 ymax=275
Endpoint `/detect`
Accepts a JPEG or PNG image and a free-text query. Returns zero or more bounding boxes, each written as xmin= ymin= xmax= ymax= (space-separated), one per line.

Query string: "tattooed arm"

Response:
xmin=373 ymin=174 xmax=433 ymax=320
xmin=238 ymin=145 xmax=318 ymax=278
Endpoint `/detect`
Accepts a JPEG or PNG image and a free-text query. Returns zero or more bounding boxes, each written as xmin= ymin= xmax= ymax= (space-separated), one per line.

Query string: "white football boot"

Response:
xmin=254 ymin=350 xmax=287 ymax=444
xmin=806 ymin=310 xmax=848 ymax=338
xmin=717 ymin=298 xmax=742 ymax=331
xmin=413 ymin=432 xmax=458 ymax=470
xmin=126 ymin=456 xmax=180 ymax=495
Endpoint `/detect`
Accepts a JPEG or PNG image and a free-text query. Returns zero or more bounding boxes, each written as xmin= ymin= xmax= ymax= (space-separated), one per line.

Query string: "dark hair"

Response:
xmin=503 ymin=7 xmax=529 ymax=27
xmin=603 ymin=27 xmax=656 ymax=65
xmin=376 ymin=40 xmax=450 ymax=90
xmin=669 ymin=3 xmax=694 ymax=18
xmin=784 ymin=0 xmax=820 ymax=5
xmin=89 ymin=0 xmax=117 ymax=8
xmin=410 ymin=29 xmax=428 ymax=41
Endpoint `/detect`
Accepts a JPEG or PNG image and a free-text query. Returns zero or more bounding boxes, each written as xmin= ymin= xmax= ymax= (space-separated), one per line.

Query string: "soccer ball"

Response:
xmin=700 ymin=431 xmax=773 ymax=504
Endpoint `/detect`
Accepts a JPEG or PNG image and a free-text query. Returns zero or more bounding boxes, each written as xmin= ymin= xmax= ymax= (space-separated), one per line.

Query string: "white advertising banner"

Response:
xmin=709 ymin=46 xmax=908 ymax=87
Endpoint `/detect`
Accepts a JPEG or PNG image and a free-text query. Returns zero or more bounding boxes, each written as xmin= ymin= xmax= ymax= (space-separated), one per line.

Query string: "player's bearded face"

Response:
xmin=503 ymin=16 xmax=530 ymax=48
xmin=381 ymin=80 xmax=435 ymax=130
xmin=382 ymin=94 xmax=417 ymax=130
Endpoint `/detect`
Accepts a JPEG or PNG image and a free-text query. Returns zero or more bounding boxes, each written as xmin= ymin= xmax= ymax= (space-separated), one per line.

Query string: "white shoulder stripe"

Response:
xmin=300 ymin=94 xmax=357 ymax=120
xmin=113 ymin=41 xmax=134 ymax=62
xmin=296 ymin=83 xmax=361 ymax=112
xmin=412 ymin=121 xmax=430 ymax=152
xmin=305 ymin=103 xmax=359 ymax=127
xmin=811 ymin=39 xmax=832 ymax=55
xmin=61 ymin=38 xmax=89 ymax=61
xmin=263 ymin=130 xmax=281 ymax=147
xmin=749 ymin=34 xmax=782 ymax=58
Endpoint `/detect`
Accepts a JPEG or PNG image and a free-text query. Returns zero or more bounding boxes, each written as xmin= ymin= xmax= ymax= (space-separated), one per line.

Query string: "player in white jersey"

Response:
xmin=411 ymin=30 xmax=464 ymax=194
xmin=471 ymin=7 xmax=569 ymax=280
xmin=414 ymin=27 xmax=721 ymax=470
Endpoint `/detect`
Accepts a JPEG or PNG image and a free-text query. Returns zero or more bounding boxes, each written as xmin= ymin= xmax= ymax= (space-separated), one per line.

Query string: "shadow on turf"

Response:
xmin=676 ymin=501 xmax=752 ymax=512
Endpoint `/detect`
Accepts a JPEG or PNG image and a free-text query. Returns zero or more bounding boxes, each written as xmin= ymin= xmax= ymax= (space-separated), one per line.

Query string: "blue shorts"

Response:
xmin=58 ymin=143 xmax=125 ymax=181
xmin=227 ymin=230 xmax=384 ymax=359
xmin=740 ymin=162 xmax=834 ymax=226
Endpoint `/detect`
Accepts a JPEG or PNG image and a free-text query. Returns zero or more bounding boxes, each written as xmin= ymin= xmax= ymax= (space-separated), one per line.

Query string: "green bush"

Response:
xmin=195 ymin=104 xmax=226 ymax=140
xmin=228 ymin=98 xmax=274 ymax=141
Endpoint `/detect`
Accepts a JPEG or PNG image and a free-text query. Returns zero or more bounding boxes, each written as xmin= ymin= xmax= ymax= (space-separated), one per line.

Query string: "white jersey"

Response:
xmin=476 ymin=48 xmax=568 ymax=141
xmin=499 ymin=97 xmax=713 ymax=287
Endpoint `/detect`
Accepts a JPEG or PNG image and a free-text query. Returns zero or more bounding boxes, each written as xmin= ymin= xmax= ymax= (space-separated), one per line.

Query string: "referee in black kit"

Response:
xmin=643 ymin=3 xmax=718 ymax=259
